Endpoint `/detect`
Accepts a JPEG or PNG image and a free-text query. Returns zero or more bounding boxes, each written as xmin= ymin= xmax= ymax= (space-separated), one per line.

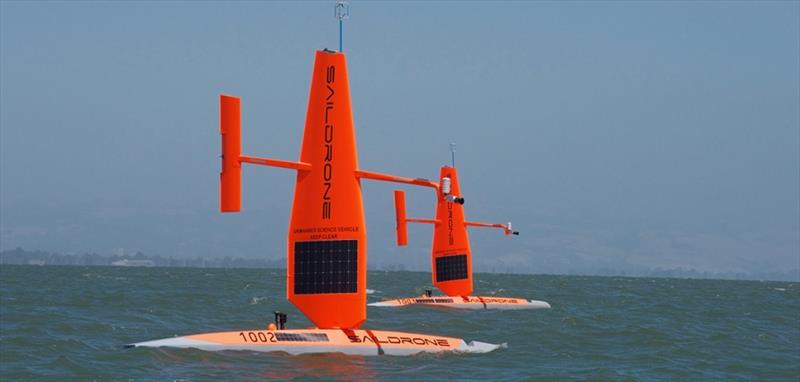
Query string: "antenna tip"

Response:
xmin=335 ymin=2 xmax=350 ymax=20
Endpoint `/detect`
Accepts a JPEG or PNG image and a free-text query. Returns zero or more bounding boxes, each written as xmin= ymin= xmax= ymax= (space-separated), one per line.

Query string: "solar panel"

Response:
xmin=275 ymin=332 xmax=330 ymax=342
xmin=414 ymin=298 xmax=455 ymax=304
xmin=294 ymin=240 xmax=358 ymax=294
xmin=435 ymin=254 xmax=468 ymax=282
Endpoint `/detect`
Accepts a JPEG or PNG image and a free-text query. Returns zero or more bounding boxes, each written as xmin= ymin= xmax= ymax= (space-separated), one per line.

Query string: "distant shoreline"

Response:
xmin=2 ymin=247 xmax=797 ymax=282
xmin=2 ymin=263 xmax=797 ymax=285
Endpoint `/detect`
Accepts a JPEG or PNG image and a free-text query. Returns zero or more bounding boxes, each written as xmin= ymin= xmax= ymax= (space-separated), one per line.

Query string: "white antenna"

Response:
xmin=335 ymin=2 xmax=350 ymax=52
xmin=449 ymin=142 xmax=456 ymax=167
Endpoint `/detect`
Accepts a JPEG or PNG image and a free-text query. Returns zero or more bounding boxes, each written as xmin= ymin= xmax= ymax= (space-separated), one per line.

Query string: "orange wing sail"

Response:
xmin=394 ymin=166 xmax=518 ymax=297
xmin=430 ymin=167 xmax=473 ymax=296
xmin=287 ymin=50 xmax=366 ymax=329
xmin=218 ymin=50 xmax=365 ymax=329
xmin=218 ymin=50 xmax=448 ymax=329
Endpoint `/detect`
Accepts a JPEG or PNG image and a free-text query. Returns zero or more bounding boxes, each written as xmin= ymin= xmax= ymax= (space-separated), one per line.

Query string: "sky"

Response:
xmin=1 ymin=1 xmax=798 ymax=276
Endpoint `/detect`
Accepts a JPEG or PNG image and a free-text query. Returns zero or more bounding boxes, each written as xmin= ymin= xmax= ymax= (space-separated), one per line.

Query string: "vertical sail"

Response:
xmin=286 ymin=50 xmax=366 ymax=329
xmin=431 ymin=167 xmax=473 ymax=296
xmin=218 ymin=50 xmax=447 ymax=328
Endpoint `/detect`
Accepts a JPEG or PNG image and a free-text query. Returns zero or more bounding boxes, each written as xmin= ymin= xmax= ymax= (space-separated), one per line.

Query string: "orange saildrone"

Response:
xmin=128 ymin=50 xmax=502 ymax=355
xmin=369 ymin=165 xmax=551 ymax=310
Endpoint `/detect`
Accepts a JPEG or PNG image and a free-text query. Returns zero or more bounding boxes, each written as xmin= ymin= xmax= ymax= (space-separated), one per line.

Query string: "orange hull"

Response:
xmin=370 ymin=295 xmax=551 ymax=310
xmin=128 ymin=328 xmax=502 ymax=356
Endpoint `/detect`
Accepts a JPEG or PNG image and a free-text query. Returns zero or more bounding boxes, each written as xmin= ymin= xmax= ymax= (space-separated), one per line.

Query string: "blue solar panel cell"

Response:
xmin=294 ymin=240 xmax=358 ymax=294
xmin=435 ymin=254 xmax=468 ymax=282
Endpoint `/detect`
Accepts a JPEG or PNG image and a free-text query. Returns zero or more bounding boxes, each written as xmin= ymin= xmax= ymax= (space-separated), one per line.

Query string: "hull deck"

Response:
xmin=369 ymin=295 xmax=551 ymax=310
xmin=128 ymin=328 xmax=503 ymax=356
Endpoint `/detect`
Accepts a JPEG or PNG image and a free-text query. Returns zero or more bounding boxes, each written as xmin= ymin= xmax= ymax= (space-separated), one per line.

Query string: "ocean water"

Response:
xmin=0 ymin=265 xmax=797 ymax=381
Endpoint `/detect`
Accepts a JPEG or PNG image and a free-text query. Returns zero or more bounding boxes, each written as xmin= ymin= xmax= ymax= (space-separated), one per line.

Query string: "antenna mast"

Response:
xmin=449 ymin=142 xmax=456 ymax=167
xmin=335 ymin=2 xmax=350 ymax=52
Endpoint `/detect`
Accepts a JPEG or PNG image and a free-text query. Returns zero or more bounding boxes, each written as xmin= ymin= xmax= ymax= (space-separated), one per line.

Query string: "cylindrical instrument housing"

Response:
xmin=441 ymin=177 xmax=451 ymax=195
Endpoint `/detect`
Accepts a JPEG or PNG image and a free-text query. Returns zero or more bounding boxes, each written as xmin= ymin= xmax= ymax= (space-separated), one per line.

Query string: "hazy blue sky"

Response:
xmin=1 ymin=1 xmax=798 ymax=276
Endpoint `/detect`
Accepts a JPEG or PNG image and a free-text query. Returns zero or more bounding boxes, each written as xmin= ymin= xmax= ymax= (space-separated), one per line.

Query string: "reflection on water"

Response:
xmin=261 ymin=353 xmax=377 ymax=382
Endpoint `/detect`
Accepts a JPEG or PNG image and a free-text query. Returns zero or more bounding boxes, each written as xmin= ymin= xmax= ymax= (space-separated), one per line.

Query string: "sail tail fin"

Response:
xmin=394 ymin=190 xmax=408 ymax=246
xmin=220 ymin=95 xmax=241 ymax=212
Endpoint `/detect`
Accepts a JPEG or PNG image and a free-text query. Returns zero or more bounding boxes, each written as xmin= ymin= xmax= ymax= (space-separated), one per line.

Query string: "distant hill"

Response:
xmin=1 ymin=247 xmax=797 ymax=282
xmin=0 ymin=247 xmax=284 ymax=269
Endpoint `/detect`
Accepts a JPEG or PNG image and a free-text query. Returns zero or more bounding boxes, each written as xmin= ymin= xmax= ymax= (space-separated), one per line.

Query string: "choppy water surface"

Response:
xmin=1 ymin=265 xmax=797 ymax=381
